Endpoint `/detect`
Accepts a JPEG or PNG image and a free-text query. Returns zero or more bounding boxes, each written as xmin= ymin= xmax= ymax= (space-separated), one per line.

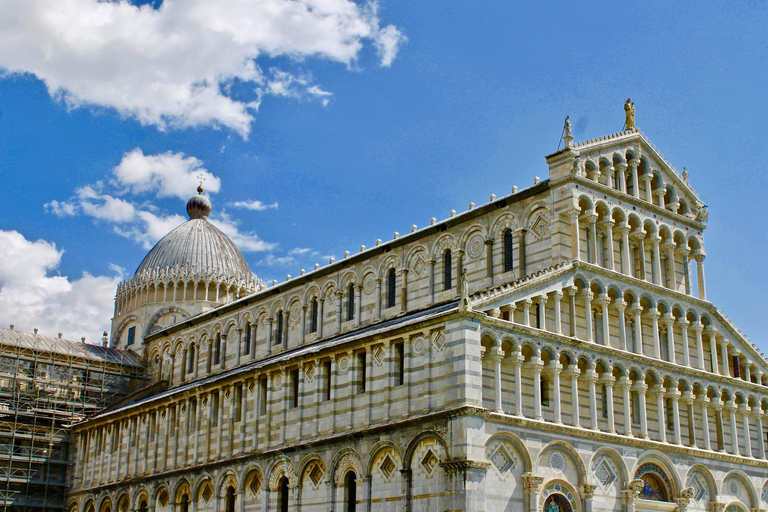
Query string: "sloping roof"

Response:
xmin=87 ymin=301 xmax=459 ymax=421
xmin=0 ymin=329 xmax=143 ymax=367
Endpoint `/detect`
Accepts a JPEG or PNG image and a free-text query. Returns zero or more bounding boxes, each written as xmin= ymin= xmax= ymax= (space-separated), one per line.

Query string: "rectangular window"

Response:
xmin=541 ymin=378 xmax=549 ymax=406
xmin=213 ymin=335 xmax=221 ymax=365
xmin=444 ymin=251 xmax=452 ymax=290
xmin=243 ymin=324 xmax=251 ymax=356
xmin=290 ymin=369 xmax=299 ymax=408
xmin=323 ymin=361 xmax=332 ymax=401
xmin=211 ymin=392 xmax=219 ymax=427
xmin=348 ymin=284 xmax=355 ymax=321
xmin=111 ymin=424 xmax=120 ymax=451
xmin=259 ymin=378 xmax=267 ymax=416
xmin=733 ymin=356 xmax=740 ymax=378
xmin=275 ymin=313 xmax=283 ymax=345
xmin=126 ymin=326 xmax=136 ymax=346
xmin=394 ymin=342 xmax=405 ymax=386
xmin=311 ymin=300 xmax=318 ymax=333
xmin=388 ymin=269 xmax=397 ymax=308
xmin=601 ymin=384 xmax=608 ymax=418
xmin=234 ymin=385 xmax=242 ymax=421
xmin=665 ymin=398 xmax=673 ymax=431
xmin=358 ymin=352 xmax=367 ymax=394
xmin=631 ymin=391 xmax=640 ymax=422
xmin=503 ymin=230 xmax=514 ymax=272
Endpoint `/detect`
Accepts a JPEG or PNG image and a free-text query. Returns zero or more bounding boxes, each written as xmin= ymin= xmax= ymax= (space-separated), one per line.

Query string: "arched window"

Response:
xmin=347 ymin=283 xmax=355 ymax=321
xmin=444 ymin=250 xmax=452 ymax=290
xmin=387 ymin=268 xmax=397 ymax=308
xmin=179 ymin=494 xmax=189 ymax=512
xmin=138 ymin=501 xmax=148 ymax=512
xmin=503 ymin=229 xmax=514 ymax=272
xmin=213 ymin=334 xmax=221 ymax=365
xmin=276 ymin=311 xmax=284 ymax=345
xmin=344 ymin=471 xmax=357 ymax=512
xmin=187 ymin=344 xmax=195 ymax=374
xmin=310 ymin=298 xmax=318 ymax=333
xmin=243 ymin=322 xmax=251 ymax=356
xmin=225 ymin=486 xmax=236 ymax=512
xmin=278 ymin=476 xmax=289 ymax=512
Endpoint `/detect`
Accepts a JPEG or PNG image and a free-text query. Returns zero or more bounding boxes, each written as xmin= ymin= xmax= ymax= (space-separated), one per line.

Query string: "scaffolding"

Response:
xmin=0 ymin=329 xmax=143 ymax=512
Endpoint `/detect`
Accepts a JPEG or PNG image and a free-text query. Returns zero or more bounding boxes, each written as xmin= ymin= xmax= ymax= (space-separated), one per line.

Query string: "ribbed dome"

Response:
xmin=134 ymin=190 xmax=251 ymax=277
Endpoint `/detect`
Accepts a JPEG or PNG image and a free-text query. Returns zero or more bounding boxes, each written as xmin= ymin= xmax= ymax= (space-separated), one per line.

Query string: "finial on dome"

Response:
xmin=187 ymin=183 xmax=212 ymax=219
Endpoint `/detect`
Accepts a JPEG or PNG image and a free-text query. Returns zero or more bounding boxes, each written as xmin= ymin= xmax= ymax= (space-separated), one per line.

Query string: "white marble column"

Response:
xmin=570 ymin=210 xmax=581 ymax=260
xmin=651 ymin=236 xmax=662 ymax=285
xmin=682 ymin=392 xmax=696 ymax=448
xmin=629 ymin=302 xmax=643 ymax=355
xmin=600 ymin=220 xmax=615 ymax=270
xmin=566 ymin=367 xmax=581 ymax=428
xmin=756 ymin=412 xmax=766 ymax=459
xmin=727 ymin=401 xmax=740 ymax=455
xmin=618 ymin=225 xmax=631 ymax=275
xmin=513 ymin=352 xmax=524 ymax=417
xmin=614 ymin=300 xmax=627 ymax=351
xmin=598 ymin=295 xmax=611 ymax=346
xmin=587 ymin=214 xmax=598 ymax=264
xmin=707 ymin=327 xmax=720 ymax=374
xmin=491 ymin=348 xmax=504 ymax=413
xmin=646 ymin=309 xmax=661 ymax=359
xmin=601 ymin=375 xmax=616 ymax=433
xmin=550 ymin=362 xmax=563 ymax=424
xmin=586 ymin=368 xmax=598 ymax=430
xmin=552 ymin=291 xmax=563 ymax=334
xmin=669 ymin=388 xmax=682 ymax=445
xmin=677 ymin=318 xmax=690 ymax=367
xmin=720 ymin=339 xmax=730 ymax=377
xmin=582 ymin=291 xmax=594 ymax=342
xmin=656 ymin=388 xmax=667 ymax=443
xmin=694 ymin=253 xmax=707 ymax=300
xmin=663 ymin=243 xmax=677 ymax=290
xmin=521 ymin=299 xmax=532 ymax=327
xmin=697 ymin=395 xmax=711 ymax=450
xmin=629 ymin=159 xmax=640 ymax=198
xmin=641 ymin=174 xmax=653 ymax=203
xmin=616 ymin=163 xmax=627 ymax=193
xmin=662 ymin=314 xmax=676 ymax=364
xmin=740 ymin=404 xmax=752 ymax=457
xmin=619 ymin=377 xmax=633 ymax=436
xmin=532 ymin=358 xmax=544 ymax=420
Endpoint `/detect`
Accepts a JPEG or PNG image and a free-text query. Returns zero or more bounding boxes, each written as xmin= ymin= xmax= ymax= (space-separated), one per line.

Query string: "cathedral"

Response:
xmin=60 ymin=107 xmax=768 ymax=512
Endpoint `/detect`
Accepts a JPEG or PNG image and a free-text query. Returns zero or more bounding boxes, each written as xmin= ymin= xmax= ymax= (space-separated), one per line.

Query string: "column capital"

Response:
xmin=545 ymin=361 xmax=563 ymax=375
xmin=598 ymin=374 xmax=616 ymax=386
xmin=594 ymin=295 xmax=611 ymax=307
xmin=581 ymin=484 xmax=598 ymax=499
xmin=642 ymin=309 xmax=660 ymax=321
xmin=665 ymin=388 xmax=681 ymax=400
xmin=615 ymin=223 xmax=631 ymax=235
xmin=612 ymin=299 xmax=627 ymax=311
xmin=552 ymin=289 xmax=564 ymax=300
xmin=695 ymin=394 xmax=710 ymax=406
xmin=676 ymin=317 xmax=690 ymax=327
xmin=598 ymin=218 xmax=615 ymax=229
xmin=563 ymin=367 xmax=580 ymax=378
xmin=521 ymin=473 xmax=544 ymax=493
xmin=632 ymin=382 xmax=648 ymax=393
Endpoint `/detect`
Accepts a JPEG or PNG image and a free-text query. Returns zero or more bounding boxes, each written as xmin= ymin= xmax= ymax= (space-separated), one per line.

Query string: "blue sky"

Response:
xmin=0 ymin=1 xmax=766 ymax=350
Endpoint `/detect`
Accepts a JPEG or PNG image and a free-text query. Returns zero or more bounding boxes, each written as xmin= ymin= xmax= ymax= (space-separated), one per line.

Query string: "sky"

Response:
xmin=0 ymin=1 xmax=766 ymax=351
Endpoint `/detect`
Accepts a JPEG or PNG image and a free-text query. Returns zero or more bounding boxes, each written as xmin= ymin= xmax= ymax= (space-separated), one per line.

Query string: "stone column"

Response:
xmin=485 ymin=238 xmax=495 ymax=287
xmin=629 ymin=302 xmax=643 ymax=355
xmin=582 ymin=484 xmax=597 ymax=512
xmin=317 ymin=298 xmax=324 ymax=338
xmin=566 ymin=368 xmax=581 ymax=428
xmin=756 ymin=412 xmax=766 ymax=459
xmin=694 ymin=253 xmax=706 ymax=300
xmin=719 ymin=339 xmax=730 ymax=377
xmin=645 ymin=309 xmax=661 ymax=358
xmin=568 ymin=287 xmax=577 ymax=337
xmin=642 ymin=174 xmax=653 ymax=203
xmin=662 ymin=242 xmax=677 ymax=290
xmin=375 ymin=278 xmax=382 ymax=320
xmin=598 ymin=295 xmax=611 ymax=346
xmin=651 ymin=236 xmax=662 ymax=285
xmin=355 ymin=285 xmax=362 ymax=328
xmin=615 ymin=163 xmax=627 ymax=193
xmin=681 ymin=392 xmax=696 ymax=448
xmin=515 ymin=229 xmax=527 ymax=276
xmin=428 ymin=259 xmax=436 ymax=303
xmin=531 ymin=358 xmax=544 ymax=420
xmin=586 ymin=214 xmax=598 ymax=264
xmin=513 ymin=352 xmax=524 ymax=417
xmin=614 ymin=300 xmax=627 ymax=351
xmin=600 ymin=220 xmax=616 ymax=270
xmin=619 ymin=377 xmax=633 ymax=436
xmin=697 ymin=395 xmax=711 ymax=450
xmin=267 ymin=318 xmax=274 ymax=355
xmin=536 ymin=295 xmax=548 ymax=330
xmin=552 ymin=290 xmax=563 ymax=334
xmin=727 ymin=400 xmax=740 ymax=455
xmin=632 ymin=229 xmax=647 ymax=280
xmin=690 ymin=322 xmax=704 ymax=370
xmin=491 ymin=348 xmax=504 ymax=413
xmin=300 ymin=305 xmax=307 ymax=345
xmin=668 ymin=388 xmax=682 ymax=445
xmin=635 ymin=381 xmax=649 ymax=439
xmin=656 ymin=387 xmax=667 ymax=443
xmin=522 ymin=474 xmax=544 ymax=512
xmin=629 ymin=158 xmax=640 ymax=198
xmin=662 ymin=314 xmax=676 ymax=364
xmin=618 ymin=225 xmax=631 ymax=275
xmin=582 ymin=290 xmax=594 ymax=342
xmin=707 ymin=327 xmax=719 ymax=374
xmin=550 ymin=361 xmax=563 ymax=424
xmin=677 ymin=318 xmax=690 ymax=367
xmin=740 ymin=404 xmax=752 ymax=457
xmin=521 ymin=299 xmax=532 ymax=327
xmin=601 ymin=374 xmax=616 ymax=433
xmin=336 ymin=290 xmax=343 ymax=333
xmin=586 ymin=368 xmax=598 ymax=430
xmin=570 ymin=210 xmax=581 ymax=260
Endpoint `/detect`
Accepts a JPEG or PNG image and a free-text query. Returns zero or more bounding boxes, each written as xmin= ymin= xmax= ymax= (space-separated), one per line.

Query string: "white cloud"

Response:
xmin=0 ymin=0 xmax=405 ymax=136
xmin=0 ymin=230 xmax=120 ymax=344
xmin=230 ymin=200 xmax=279 ymax=211
xmin=113 ymin=148 xmax=221 ymax=200
xmin=211 ymin=212 xmax=276 ymax=253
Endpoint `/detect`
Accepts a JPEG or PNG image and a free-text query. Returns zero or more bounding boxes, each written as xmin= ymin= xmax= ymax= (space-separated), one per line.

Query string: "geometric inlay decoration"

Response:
xmin=379 ymin=454 xmax=396 ymax=479
xmin=248 ymin=473 xmax=262 ymax=498
xmin=687 ymin=474 xmax=707 ymax=502
xmin=308 ymin=462 xmax=324 ymax=487
xmin=763 ymin=485 xmax=768 ymax=505
xmin=593 ymin=456 xmax=616 ymax=488
xmin=490 ymin=444 xmax=515 ymax=473
xmin=530 ymin=216 xmax=550 ymax=239
xmin=421 ymin=449 xmax=439 ymax=475
xmin=201 ymin=483 xmax=213 ymax=503
xmin=548 ymin=450 xmax=566 ymax=475
xmin=466 ymin=235 xmax=485 ymax=259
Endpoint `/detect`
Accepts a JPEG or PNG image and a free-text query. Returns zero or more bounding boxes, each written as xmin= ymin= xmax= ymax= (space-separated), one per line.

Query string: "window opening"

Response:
xmin=388 ymin=268 xmax=397 ymax=308
xmin=444 ymin=250 xmax=452 ymax=290
xmin=503 ymin=229 xmax=514 ymax=272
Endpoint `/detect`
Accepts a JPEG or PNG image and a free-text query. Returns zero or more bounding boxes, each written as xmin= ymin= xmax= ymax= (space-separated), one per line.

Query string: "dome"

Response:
xmin=134 ymin=189 xmax=251 ymax=278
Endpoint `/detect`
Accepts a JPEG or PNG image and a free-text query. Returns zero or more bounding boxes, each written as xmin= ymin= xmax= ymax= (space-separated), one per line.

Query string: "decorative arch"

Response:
xmin=304 ymin=285 xmax=322 ymax=303
xmin=242 ymin=465 xmax=264 ymax=499
xmin=366 ymin=440 xmax=404 ymax=475
xmin=539 ymin=479 xmax=581 ymax=512
xmin=115 ymin=493 xmax=131 ymax=512
xmin=685 ymin=464 xmax=716 ymax=504
xmin=491 ymin=213 xmax=520 ymax=240
xmin=589 ymin=447 xmax=629 ymax=490
xmin=632 ymin=454 xmax=679 ymax=502
xmin=267 ymin=456 xmax=297 ymax=491
xmin=145 ymin=307 xmax=190 ymax=335
xmin=721 ymin=470 xmax=758 ymax=508
xmin=403 ymin=430 xmax=450 ymax=470
xmin=217 ymin=470 xmax=239 ymax=498
xmin=536 ymin=441 xmax=587 ymax=484
xmin=433 ymin=233 xmax=457 ymax=259
xmin=332 ymin=449 xmax=365 ymax=485
xmin=485 ymin=431 xmax=532 ymax=473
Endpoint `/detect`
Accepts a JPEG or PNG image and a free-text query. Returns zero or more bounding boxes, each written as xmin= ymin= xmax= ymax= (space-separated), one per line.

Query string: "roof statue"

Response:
xmin=562 ymin=115 xmax=573 ymax=149
xmin=624 ymin=97 xmax=636 ymax=130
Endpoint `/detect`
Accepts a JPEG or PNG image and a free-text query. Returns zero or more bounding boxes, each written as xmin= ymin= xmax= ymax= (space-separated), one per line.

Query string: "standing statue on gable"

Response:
xmin=624 ymin=98 xmax=635 ymax=130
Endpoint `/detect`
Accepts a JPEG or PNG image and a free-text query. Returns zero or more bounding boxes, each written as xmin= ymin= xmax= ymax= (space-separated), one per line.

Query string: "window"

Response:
xmin=187 ymin=344 xmax=195 ymax=374
xmin=213 ymin=334 xmax=221 ymax=365
xmin=601 ymin=384 xmax=608 ymax=418
xmin=503 ymin=229 xmax=514 ymax=272
xmin=290 ymin=369 xmax=299 ymax=408
xmin=387 ymin=268 xmax=397 ymax=308
xmin=211 ymin=392 xmax=219 ymax=427
xmin=278 ymin=477 xmax=289 ymax=512
xmin=259 ymin=378 xmax=267 ymax=416
xmin=444 ymin=250 xmax=452 ymax=290
xmin=541 ymin=377 xmax=549 ymax=406
xmin=234 ymin=385 xmax=242 ymax=421
xmin=631 ymin=391 xmax=640 ymax=422
xmin=243 ymin=323 xmax=251 ymax=356
xmin=347 ymin=283 xmax=355 ymax=321
xmin=323 ymin=361 xmax=332 ymax=401
xmin=394 ymin=342 xmax=405 ymax=386
xmin=344 ymin=471 xmax=357 ymax=512
xmin=126 ymin=326 xmax=136 ymax=346
xmin=358 ymin=352 xmax=366 ymax=394
xmin=733 ymin=356 xmax=740 ymax=378
xmin=310 ymin=299 xmax=318 ymax=333
xmin=666 ymin=398 xmax=674 ymax=431
xmin=225 ymin=487 xmax=236 ymax=512
xmin=275 ymin=311 xmax=283 ymax=345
